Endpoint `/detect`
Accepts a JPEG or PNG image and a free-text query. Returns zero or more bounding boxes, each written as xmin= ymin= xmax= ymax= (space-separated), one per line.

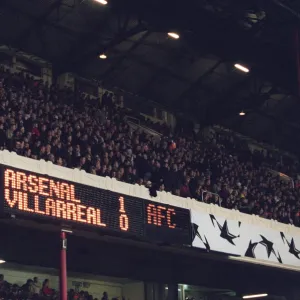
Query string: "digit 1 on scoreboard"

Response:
xmin=119 ymin=196 xmax=129 ymax=231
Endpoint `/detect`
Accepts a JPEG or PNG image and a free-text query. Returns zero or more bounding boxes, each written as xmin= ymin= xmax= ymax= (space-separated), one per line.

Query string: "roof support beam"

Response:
xmin=70 ymin=23 xmax=148 ymax=73
xmin=137 ymin=49 xmax=186 ymax=95
xmin=101 ymin=49 xmax=214 ymax=95
xmin=1 ymin=0 xmax=78 ymax=39
xmin=125 ymin=39 xmax=178 ymax=56
xmin=60 ymin=10 xmax=112 ymax=66
xmin=105 ymin=49 xmax=192 ymax=84
xmin=174 ymin=60 xmax=223 ymax=103
xmin=117 ymin=13 xmax=130 ymax=33
xmin=203 ymin=74 xmax=254 ymax=125
xmin=5 ymin=3 xmax=75 ymax=36
xmin=101 ymin=31 xmax=150 ymax=83
xmin=271 ymin=0 xmax=300 ymax=20
xmin=13 ymin=0 xmax=63 ymax=47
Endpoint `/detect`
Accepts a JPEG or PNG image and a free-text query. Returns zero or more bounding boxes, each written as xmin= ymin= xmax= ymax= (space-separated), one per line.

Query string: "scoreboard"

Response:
xmin=0 ymin=166 xmax=191 ymax=245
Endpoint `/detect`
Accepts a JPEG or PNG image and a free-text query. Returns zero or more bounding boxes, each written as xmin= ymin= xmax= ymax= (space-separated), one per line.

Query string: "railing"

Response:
xmin=125 ymin=116 xmax=140 ymax=125
xmin=125 ymin=116 xmax=162 ymax=138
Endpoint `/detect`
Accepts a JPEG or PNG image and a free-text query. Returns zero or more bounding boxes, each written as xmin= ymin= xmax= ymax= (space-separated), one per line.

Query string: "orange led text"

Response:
xmin=147 ymin=203 xmax=176 ymax=228
xmin=119 ymin=196 xmax=129 ymax=231
xmin=4 ymin=169 xmax=106 ymax=227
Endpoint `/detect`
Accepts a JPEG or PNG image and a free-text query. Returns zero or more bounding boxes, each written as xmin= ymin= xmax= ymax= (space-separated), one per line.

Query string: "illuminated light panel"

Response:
xmin=243 ymin=294 xmax=268 ymax=299
xmin=234 ymin=63 xmax=249 ymax=73
xmin=0 ymin=260 xmax=6 ymax=264
xmin=61 ymin=229 xmax=73 ymax=234
xmin=99 ymin=54 xmax=107 ymax=59
xmin=239 ymin=111 xmax=246 ymax=116
xmin=168 ymin=32 xmax=180 ymax=39
xmin=94 ymin=0 xmax=108 ymax=5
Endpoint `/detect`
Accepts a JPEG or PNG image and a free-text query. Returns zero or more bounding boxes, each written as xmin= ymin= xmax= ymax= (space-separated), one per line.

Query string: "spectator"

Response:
xmin=1 ymin=69 xmax=300 ymax=227
xmin=33 ymin=277 xmax=41 ymax=295
xmin=21 ymin=279 xmax=35 ymax=296
xmin=0 ymin=274 xmax=104 ymax=300
xmin=0 ymin=274 xmax=8 ymax=291
xmin=101 ymin=292 xmax=108 ymax=300
xmin=42 ymin=279 xmax=54 ymax=297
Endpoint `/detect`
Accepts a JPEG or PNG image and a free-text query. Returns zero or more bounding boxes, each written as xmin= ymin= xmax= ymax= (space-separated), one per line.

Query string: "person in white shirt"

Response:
xmin=33 ymin=277 xmax=41 ymax=295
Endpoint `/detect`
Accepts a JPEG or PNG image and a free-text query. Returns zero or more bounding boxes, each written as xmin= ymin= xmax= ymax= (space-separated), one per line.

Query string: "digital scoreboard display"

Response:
xmin=0 ymin=166 xmax=191 ymax=245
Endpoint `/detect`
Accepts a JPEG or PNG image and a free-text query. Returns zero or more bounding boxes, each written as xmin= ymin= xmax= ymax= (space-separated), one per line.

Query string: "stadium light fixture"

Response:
xmin=239 ymin=110 xmax=246 ymax=116
xmin=168 ymin=32 xmax=180 ymax=39
xmin=99 ymin=54 xmax=107 ymax=59
xmin=94 ymin=0 xmax=108 ymax=5
xmin=234 ymin=63 xmax=249 ymax=73
xmin=242 ymin=294 xmax=268 ymax=299
xmin=61 ymin=228 xmax=73 ymax=234
xmin=0 ymin=259 xmax=6 ymax=264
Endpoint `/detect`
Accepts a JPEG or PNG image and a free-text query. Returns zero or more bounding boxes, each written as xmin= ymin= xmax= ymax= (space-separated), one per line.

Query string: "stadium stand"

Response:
xmin=0 ymin=67 xmax=300 ymax=228
xmin=0 ymin=273 xmax=112 ymax=300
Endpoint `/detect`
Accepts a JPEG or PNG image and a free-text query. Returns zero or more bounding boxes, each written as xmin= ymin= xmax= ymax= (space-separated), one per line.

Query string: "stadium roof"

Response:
xmin=1 ymin=0 xmax=300 ymax=152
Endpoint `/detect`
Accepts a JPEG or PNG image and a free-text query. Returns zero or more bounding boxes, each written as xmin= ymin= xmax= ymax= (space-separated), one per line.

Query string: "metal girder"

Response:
xmin=106 ymin=48 xmax=192 ymax=84
xmin=117 ymin=13 xmax=130 ymax=33
xmin=137 ymin=49 xmax=187 ymax=95
xmin=272 ymin=0 xmax=300 ymax=20
xmin=13 ymin=0 xmax=64 ymax=47
xmin=174 ymin=60 xmax=223 ymax=103
xmin=203 ymin=73 xmax=255 ymax=125
xmin=125 ymin=39 xmax=180 ymax=56
xmin=47 ymin=0 xmax=86 ymax=35
xmin=101 ymin=30 xmax=150 ymax=83
xmin=100 ymin=48 xmax=215 ymax=98
xmin=58 ymin=10 xmax=113 ymax=70
xmin=71 ymin=23 xmax=148 ymax=73
xmin=1 ymin=0 xmax=77 ymax=39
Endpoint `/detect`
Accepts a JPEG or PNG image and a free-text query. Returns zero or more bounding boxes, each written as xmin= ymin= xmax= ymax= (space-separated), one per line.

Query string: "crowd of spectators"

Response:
xmin=1 ymin=67 xmax=300 ymax=226
xmin=0 ymin=274 xmax=115 ymax=300
xmin=0 ymin=274 xmax=54 ymax=300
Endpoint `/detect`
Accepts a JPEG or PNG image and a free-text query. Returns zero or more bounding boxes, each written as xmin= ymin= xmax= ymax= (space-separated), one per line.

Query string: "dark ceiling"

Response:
xmin=1 ymin=0 xmax=300 ymax=152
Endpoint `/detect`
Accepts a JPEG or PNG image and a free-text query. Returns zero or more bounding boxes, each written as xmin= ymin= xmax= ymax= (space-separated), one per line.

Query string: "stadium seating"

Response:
xmin=0 ymin=274 xmax=106 ymax=300
xmin=0 ymin=68 xmax=299 ymax=227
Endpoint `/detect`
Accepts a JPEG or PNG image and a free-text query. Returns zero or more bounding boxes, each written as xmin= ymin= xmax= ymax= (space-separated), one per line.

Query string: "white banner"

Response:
xmin=192 ymin=211 xmax=300 ymax=267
